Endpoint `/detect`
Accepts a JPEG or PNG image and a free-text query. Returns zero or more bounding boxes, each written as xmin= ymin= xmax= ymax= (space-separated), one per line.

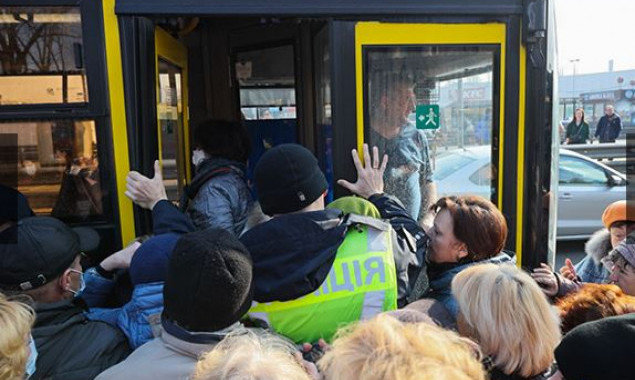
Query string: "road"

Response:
xmin=555 ymin=240 xmax=587 ymax=269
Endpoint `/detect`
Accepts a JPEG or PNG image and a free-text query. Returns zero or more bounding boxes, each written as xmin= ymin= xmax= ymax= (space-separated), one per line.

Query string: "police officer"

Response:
xmin=244 ymin=143 xmax=426 ymax=343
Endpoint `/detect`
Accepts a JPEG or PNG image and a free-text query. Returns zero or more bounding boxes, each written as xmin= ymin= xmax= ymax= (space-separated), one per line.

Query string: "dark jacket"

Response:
xmin=240 ymin=206 xmax=416 ymax=306
xmin=32 ymin=299 xmax=130 ymax=380
xmin=425 ymin=253 xmax=515 ymax=318
xmin=180 ymin=158 xmax=252 ymax=235
xmin=565 ymin=121 xmax=589 ymax=144
xmin=487 ymin=364 xmax=557 ymax=380
xmin=594 ymin=114 xmax=621 ymax=142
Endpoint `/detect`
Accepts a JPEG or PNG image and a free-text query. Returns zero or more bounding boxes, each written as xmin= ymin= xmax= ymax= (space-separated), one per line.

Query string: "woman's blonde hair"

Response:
xmin=192 ymin=331 xmax=310 ymax=380
xmin=318 ymin=314 xmax=486 ymax=380
xmin=451 ymin=263 xmax=561 ymax=377
xmin=0 ymin=294 xmax=35 ymax=380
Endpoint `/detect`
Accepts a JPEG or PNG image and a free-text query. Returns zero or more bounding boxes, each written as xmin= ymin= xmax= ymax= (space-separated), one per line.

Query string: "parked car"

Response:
xmin=432 ymin=146 xmax=627 ymax=240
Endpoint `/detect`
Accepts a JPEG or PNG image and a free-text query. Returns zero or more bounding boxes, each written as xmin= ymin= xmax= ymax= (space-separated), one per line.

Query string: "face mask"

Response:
xmin=25 ymin=335 xmax=38 ymax=378
xmin=192 ymin=149 xmax=207 ymax=167
xmin=67 ymin=269 xmax=86 ymax=298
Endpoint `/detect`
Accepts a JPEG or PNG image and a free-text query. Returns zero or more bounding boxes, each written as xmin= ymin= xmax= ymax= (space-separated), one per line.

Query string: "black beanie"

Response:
xmin=163 ymin=228 xmax=253 ymax=332
xmin=555 ymin=313 xmax=635 ymax=380
xmin=255 ymin=144 xmax=328 ymax=215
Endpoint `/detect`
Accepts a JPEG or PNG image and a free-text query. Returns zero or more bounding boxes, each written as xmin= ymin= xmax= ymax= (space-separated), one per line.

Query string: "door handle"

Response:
xmin=560 ymin=193 xmax=572 ymax=200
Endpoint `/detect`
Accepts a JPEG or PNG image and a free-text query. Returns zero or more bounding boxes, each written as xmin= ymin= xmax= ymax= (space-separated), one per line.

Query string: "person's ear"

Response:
xmin=456 ymin=242 xmax=469 ymax=260
xmin=58 ymin=268 xmax=73 ymax=294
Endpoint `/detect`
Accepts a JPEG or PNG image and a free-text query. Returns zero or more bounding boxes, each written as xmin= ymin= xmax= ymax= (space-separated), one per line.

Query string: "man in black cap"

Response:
xmin=126 ymin=143 xmax=428 ymax=344
xmin=96 ymin=228 xmax=254 ymax=380
xmin=0 ymin=217 xmax=130 ymax=379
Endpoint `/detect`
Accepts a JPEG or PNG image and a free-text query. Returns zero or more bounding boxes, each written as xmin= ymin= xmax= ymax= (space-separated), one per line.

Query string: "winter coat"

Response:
xmin=181 ymin=157 xmax=252 ymax=235
xmin=31 ymin=299 xmax=130 ymax=380
xmin=594 ymin=114 xmax=622 ymax=142
xmin=84 ymin=267 xmax=164 ymax=349
xmin=96 ymin=319 xmax=248 ymax=380
xmin=425 ymin=253 xmax=515 ymax=318
xmin=565 ymin=121 xmax=589 ymax=144
xmin=573 ymin=229 xmax=612 ymax=284
xmin=240 ymin=207 xmax=416 ymax=306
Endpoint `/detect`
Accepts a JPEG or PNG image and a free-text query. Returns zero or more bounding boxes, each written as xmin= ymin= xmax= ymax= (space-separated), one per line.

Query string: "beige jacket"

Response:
xmin=96 ymin=322 xmax=247 ymax=380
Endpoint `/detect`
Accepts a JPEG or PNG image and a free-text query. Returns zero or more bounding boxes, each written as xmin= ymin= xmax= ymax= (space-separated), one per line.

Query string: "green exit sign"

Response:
xmin=416 ymin=104 xmax=440 ymax=130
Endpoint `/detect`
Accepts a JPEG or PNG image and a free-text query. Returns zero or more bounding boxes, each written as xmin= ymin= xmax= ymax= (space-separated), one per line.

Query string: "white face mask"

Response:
xmin=192 ymin=149 xmax=207 ymax=166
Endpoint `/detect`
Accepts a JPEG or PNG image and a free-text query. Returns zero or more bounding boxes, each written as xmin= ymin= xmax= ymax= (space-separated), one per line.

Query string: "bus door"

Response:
xmin=355 ymin=23 xmax=515 ymax=250
xmin=154 ymin=27 xmax=190 ymax=202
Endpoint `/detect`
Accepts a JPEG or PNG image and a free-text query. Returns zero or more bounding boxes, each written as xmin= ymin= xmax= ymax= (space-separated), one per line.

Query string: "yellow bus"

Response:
xmin=0 ymin=0 xmax=559 ymax=268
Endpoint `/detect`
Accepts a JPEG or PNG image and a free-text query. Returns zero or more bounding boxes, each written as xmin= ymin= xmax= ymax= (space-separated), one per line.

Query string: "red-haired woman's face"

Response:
xmin=427 ymin=209 xmax=468 ymax=263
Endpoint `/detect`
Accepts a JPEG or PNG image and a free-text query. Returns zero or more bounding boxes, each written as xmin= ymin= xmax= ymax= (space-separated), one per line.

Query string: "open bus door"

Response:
xmin=154 ymin=27 xmax=190 ymax=202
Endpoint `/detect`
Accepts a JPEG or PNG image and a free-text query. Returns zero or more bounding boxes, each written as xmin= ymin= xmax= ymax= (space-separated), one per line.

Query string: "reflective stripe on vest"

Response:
xmin=248 ymin=224 xmax=398 ymax=343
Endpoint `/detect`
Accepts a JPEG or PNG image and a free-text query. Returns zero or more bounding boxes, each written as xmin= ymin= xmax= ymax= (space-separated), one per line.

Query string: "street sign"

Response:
xmin=416 ymin=104 xmax=440 ymax=130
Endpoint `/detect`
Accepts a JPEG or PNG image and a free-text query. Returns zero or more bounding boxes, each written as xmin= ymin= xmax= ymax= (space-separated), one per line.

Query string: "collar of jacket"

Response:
xmin=33 ymin=298 xmax=89 ymax=338
xmin=161 ymin=317 xmax=247 ymax=347
xmin=428 ymin=252 xmax=514 ymax=290
xmin=585 ymin=229 xmax=612 ymax=264
xmin=183 ymin=158 xmax=246 ymax=202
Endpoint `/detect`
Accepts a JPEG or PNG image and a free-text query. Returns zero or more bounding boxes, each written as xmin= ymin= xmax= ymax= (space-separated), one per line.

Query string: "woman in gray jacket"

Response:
xmin=180 ymin=120 xmax=253 ymax=235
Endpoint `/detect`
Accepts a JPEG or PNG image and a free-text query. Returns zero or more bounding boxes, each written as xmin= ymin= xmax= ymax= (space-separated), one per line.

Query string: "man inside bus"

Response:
xmin=0 ymin=217 xmax=130 ymax=379
xmin=125 ymin=144 xmax=429 ymax=343
xmin=368 ymin=73 xmax=436 ymax=224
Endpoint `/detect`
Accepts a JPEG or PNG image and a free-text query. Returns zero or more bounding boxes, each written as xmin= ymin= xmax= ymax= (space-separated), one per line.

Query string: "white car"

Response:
xmin=433 ymin=146 xmax=627 ymax=240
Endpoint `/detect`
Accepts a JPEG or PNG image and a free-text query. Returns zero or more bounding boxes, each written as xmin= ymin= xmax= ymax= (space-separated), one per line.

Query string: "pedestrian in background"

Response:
xmin=564 ymin=108 xmax=589 ymax=144
xmin=594 ymin=105 xmax=621 ymax=143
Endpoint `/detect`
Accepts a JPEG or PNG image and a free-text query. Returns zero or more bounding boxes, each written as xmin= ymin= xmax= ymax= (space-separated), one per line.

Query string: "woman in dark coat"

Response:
xmin=180 ymin=120 xmax=253 ymax=235
xmin=564 ymin=108 xmax=589 ymax=144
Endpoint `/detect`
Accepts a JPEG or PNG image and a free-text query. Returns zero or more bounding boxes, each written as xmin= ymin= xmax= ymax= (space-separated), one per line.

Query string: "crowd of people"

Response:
xmin=1 ymin=118 xmax=634 ymax=380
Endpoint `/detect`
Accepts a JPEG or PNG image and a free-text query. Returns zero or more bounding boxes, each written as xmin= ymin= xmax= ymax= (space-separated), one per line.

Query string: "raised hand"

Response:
xmin=125 ymin=160 xmax=168 ymax=210
xmin=337 ymin=144 xmax=388 ymax=199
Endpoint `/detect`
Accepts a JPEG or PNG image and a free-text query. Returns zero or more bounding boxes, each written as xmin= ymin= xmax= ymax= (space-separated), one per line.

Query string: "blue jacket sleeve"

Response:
xmin=151 ymin=200 xmax=195 ymax=235
xmin=82 ymin=267 xmax=116 ymax=308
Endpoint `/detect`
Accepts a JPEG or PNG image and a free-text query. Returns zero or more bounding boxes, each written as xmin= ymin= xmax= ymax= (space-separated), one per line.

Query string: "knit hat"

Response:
xmin=555 ymin=313 xmax=635 ymax=380
xmin=163 ymin=228 xmax=253 ymax=332
xmin=601 ymin=200 xmax=635 ymax=229
xmin=129 ymin=233 xmax=180 ymax=285
xmin=327 ymin=196 xmax=381 ymax=219
xmin=605 ymin=232 xmax=635 ymax=268
xmin=255 ymin=144 xmax=328 ymax=215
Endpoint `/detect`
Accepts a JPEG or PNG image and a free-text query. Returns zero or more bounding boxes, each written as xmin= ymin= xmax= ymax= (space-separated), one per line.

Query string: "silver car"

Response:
xmin=432 ymin=146 xmax=627 ymax=240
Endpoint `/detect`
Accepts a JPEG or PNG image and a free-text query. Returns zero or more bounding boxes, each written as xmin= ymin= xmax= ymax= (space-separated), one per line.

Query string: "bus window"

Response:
xmin=236 ymin=45 xmax=296 ymax=120
xmin=365 ymin=46 xmax=498 ymax=221
xmin=0 ymin=120 xmax=103 ymax=220
xmin=0 ymin=7 xmax=88 ymax=105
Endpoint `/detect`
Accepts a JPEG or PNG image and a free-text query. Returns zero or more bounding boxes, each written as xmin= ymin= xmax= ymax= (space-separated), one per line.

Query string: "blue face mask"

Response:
xmin=25 ymin=335 xmax=38 ymax=378
xmin=68 ymin=269 xmax=86 ymax=298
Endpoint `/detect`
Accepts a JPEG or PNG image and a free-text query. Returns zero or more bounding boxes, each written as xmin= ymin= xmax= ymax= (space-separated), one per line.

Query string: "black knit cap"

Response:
xmin=255 ymin=144 xmax=328 ymax=215
xmin=163 ymin=228 xmax=254 ymax=332
xmin=555 ymin=313 xmax=635 ymax=380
